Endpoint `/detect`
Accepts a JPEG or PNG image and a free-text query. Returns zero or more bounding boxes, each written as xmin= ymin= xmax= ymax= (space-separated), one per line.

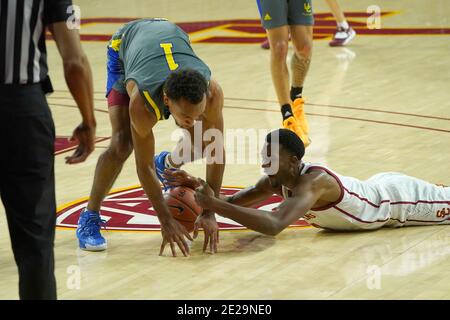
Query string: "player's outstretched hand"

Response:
xmin=65 ymin=121 xmax=96 ymax=164
xmin=194 ymin=179 xmax=219 ymax=253
xmin=159 ymin=218 xmax=193 ymax=257
xmin=193 ymin=212 xmax=219 ymax=254
xmin=194 ymin=178 xmax=215 ymax=209
xmin=162 ymin=169 xmax=200 ymax=189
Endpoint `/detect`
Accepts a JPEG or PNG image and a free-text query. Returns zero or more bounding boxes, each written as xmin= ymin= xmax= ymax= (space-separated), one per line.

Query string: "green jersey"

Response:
xmin=111 ymin=18 xmax=211 ymax=120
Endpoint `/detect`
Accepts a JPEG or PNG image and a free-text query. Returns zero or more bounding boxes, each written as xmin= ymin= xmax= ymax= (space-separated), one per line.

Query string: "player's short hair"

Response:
xmin=164 ymin=69 xmax=208 ymax=104
xmin=266 ymin=129 xmax=305 ymax=159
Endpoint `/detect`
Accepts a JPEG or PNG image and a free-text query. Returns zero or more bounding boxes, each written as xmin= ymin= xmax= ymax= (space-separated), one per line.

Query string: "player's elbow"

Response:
xmin=63 ymin=53 xmax=88 ymax=76
xmin=263 ymin=219 xmax=284 ymax=236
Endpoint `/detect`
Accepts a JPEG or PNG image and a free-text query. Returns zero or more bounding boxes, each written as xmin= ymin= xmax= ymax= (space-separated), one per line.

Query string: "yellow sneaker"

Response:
xmin=282 ymin=116 xmax=310 ymax=147
xmin=292 ymin=97 xmax=309 ymax=134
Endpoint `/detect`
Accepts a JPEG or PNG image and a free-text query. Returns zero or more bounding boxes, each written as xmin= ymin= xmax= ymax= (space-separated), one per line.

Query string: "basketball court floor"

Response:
xmin=1 ymin=0 xmax=449 ymax=299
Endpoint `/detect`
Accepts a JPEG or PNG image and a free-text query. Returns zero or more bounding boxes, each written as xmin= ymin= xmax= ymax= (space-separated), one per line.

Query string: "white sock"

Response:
xmin=164 ymin=153 xmax=173 ymax=168
xmin=337 ymin=20 xmax=349 ymax=30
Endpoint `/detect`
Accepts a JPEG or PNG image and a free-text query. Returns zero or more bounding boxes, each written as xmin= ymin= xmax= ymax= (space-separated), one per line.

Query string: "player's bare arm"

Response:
xmin=192 ymin=78 xmax=225 ymax=253
xmin=49 ymin=22 xmax=96 ymax=164
xmin=202 ymin=78 xmax=225 ymax=197
xmin=195 ymin=172 xmax=331 ymax=236
xmin=224 ymin=175 xmax=282 ymax=207
xmin=163 ymin=171 xmax=280 ymax=207
xmin=127 ymin=80 xmax=193 ymax=257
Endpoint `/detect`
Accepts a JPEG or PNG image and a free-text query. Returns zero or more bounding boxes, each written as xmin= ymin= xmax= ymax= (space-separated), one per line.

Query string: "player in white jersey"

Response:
xmin=164 ymin=129 xmax=450 ymax=235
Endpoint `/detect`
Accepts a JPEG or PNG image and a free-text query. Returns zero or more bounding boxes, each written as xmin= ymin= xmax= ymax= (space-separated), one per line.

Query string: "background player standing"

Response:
xmin=256 ymin=0 xmax=313 ymax=147
xmin=326 ymin=0 xmax=357 ymax=46
xmin=258 ymin=0 xmax=356 ymax=48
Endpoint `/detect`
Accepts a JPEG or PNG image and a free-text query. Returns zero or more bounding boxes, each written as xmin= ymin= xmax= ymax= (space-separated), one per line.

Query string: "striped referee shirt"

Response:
xmin=0 ymin=0 xmax=72 ymax=85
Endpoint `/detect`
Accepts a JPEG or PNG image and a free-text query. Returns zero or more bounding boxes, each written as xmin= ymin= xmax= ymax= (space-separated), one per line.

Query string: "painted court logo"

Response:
xmin=56 ymin=186 xmax=310 ymax=231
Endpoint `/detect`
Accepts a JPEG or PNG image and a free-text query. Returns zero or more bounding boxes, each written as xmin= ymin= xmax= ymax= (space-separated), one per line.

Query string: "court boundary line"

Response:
xmin=47 ymin=100 xmax=450 ymax=134
xmin=48 ymin=92 xmax=450 ymax=121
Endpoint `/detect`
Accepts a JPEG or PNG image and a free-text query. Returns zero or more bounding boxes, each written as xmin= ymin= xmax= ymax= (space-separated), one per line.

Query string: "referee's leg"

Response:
xmin=0 ymin=84 xmax=57 ymax=300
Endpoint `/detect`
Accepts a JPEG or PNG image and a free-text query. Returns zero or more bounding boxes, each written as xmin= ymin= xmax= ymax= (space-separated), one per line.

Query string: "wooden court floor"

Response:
xmin=1 ymin=0 xmax=449 ymax=299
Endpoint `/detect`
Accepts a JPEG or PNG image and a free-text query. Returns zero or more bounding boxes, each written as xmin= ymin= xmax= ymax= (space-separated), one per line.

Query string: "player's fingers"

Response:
xmin=200 ymin=179 xmax=209 ymax=188
xmin=175 ymin=236 xmax=188 ymax=257
xmin=193 ymin=224 xmax=199 ymax=239
xmin=162 ymin=179 xmax=178 ymax=187
xmin=203 ymin=234 xmax=209 ymax=253
xmin=65 ymin=148 xmax=83 ymax=164
xmin=69 ymin=133 xmax=77 ymax=142
xmin=85 ymin=142 xmax=95 ymax=155
xmin=159 ymin=239 xmax=167 ymax=256
xmin=169 ymin=240 xmax=177 ymax=257
xmin=68 ymin=147 xmax=82 ymax=157
xmin=163 ymin=179 xmax=180 ymax=187
xmin=213 ymin=232 xmax=218 ymax=253
xmin=161 ymin=173 xmax=174 ymax=181
xmin=209 ymin=233 xmax=214 ymax=254
xmin=197 ymin=178 xmax=206 ymax=188
xmin=74 ymin=150 xmax=89 ymax=162
xmin=184 ymin=229 xmax=193 ymax=241
xmin=66 ymin=149 xmax=89 ymax=164
xmin=162 ymin=169 xmax=175 ymax=178
xmin=194 ymin=193 xmax=205 ymax=206
xmin=209 ymin=234 xmax=212 ymax=253
xmin=193 ymin=192 xmax=200 ymax=202
xmin=180 ymin=235 xmax=190 ymax=256
xmin=162 ymin=168 xmax=178 ymax=180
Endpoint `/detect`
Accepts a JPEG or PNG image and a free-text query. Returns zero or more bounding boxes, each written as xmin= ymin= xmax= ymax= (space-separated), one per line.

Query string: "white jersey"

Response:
xmin=281 ymin=162 xmax=450 ymax=231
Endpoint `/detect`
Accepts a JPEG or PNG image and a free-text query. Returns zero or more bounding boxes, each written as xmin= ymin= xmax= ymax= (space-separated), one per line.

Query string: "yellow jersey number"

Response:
xmin=160 ymin=43 xmax=179 ymax=71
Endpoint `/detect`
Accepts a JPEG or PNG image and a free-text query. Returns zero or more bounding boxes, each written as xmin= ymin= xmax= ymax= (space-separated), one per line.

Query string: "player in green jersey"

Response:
xmin=76 ymin=19 xmax=224 ymax=257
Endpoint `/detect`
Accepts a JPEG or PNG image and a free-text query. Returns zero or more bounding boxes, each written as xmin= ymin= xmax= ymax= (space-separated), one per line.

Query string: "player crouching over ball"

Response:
xmin=164 ymin=129 xmax=450 ymax=236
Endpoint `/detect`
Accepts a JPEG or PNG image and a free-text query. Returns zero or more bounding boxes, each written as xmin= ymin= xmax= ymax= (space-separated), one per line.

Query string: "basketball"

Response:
xmin=164 ymin=186 xmax=203 ymax=232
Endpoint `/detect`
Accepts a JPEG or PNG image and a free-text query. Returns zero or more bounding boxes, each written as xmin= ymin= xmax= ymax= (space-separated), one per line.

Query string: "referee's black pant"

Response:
xmin=0 ymin=84 xmax=57 ymax=300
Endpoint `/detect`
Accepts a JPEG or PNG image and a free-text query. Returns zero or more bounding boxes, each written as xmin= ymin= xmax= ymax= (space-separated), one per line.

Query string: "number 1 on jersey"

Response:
xmin=160 ymin=43 xmax=179 ymax=71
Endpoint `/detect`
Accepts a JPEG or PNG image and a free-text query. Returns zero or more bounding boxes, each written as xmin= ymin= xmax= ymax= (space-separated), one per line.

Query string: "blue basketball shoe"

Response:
xmin=76 ymin=209 xmax=107 ymax=251
xmin=154 ymin=151 xmax=175 ymax=191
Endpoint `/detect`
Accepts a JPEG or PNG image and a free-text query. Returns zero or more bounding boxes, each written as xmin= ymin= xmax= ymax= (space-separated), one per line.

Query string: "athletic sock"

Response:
xmin=337 ymin=20 xmax=349 ymax=30
xmin=290 ymin=87 xmax=303 ymax=102
xmin=281 ymin=104 xmax=294 ymax=121
xmin=164 ymin=153 xmax=174 ymax=168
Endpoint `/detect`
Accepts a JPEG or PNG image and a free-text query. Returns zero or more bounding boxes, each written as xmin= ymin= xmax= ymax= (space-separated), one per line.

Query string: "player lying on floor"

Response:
xmin=163 ymin=129 xmax=450 ymax=235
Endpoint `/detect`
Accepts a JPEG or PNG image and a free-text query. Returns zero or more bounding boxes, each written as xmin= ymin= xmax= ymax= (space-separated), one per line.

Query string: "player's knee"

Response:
xmin=113 ymin=143 xmax=132 ymax=161
xmin=110 ymin=132 xmax=133 ymax=161
xmin=271 ymin=40 xmax=289 ymax=60
xmin=293 ymin=41 xmax=312 ymax=58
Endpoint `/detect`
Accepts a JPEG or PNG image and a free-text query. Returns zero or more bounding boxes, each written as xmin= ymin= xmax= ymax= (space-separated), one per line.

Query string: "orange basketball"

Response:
xmin=164 ymin=186 xmax=203 ymax=232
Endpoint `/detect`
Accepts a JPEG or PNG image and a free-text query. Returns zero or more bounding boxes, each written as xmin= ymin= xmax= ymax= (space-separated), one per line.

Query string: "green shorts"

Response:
xmin=259 ymin=0 xmax=314 ymax=29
